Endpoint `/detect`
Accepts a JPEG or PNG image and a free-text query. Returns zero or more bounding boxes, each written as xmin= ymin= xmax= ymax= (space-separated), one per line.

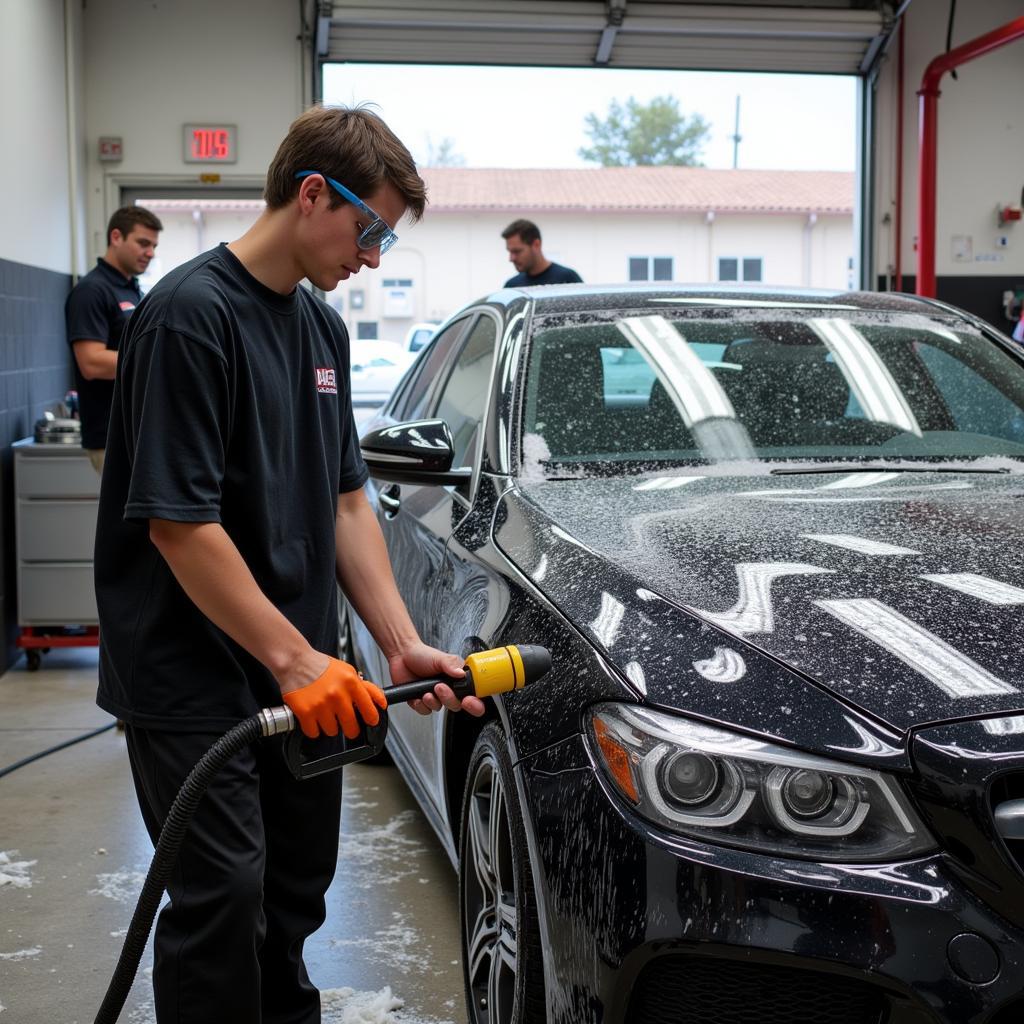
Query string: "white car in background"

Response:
xmin=349 ymin=340 xmax=416 ymax=408
xmin=403 ymin=321 xmax=439 ymax=353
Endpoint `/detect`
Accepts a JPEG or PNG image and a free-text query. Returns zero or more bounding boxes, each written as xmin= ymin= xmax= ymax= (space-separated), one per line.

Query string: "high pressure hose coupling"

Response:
xmin=259 ymin=705 xmax=297 ymax=736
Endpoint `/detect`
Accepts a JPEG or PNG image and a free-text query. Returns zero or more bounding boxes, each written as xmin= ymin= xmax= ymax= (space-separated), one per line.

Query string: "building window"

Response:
xmin=629 ymin=256 xmax=673 ymax=282
xmin=718 ymin=257 xmax=763 ymax=283
xmin=381 ymin=277 xmax=414 ymax=318
xmin=356 ymin=321 xmax=378 ymax=340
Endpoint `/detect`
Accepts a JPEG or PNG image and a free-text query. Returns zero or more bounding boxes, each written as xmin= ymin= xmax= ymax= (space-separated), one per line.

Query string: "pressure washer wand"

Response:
xmin=94 ymin=643 xmax=551 ymax=1024
xmin=383 ymin=643 xmax=551 ymax=705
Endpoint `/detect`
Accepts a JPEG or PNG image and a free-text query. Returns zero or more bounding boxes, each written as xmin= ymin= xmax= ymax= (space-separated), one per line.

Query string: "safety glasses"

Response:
xmin=294 ymin=170 xmax=398 ymax=255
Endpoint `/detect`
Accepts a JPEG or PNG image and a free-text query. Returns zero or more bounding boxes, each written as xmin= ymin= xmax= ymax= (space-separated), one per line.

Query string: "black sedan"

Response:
xmin=345 ymin=284 xmax=1024 ymax=1024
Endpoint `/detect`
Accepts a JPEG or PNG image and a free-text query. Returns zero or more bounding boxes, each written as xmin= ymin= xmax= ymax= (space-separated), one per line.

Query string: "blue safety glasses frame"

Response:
xmin=294 ymin=170 xmax=398 ymax=255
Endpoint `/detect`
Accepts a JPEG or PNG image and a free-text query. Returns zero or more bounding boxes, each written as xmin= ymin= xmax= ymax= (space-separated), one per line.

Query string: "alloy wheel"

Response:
xmin=463 ymin=753 xmax=518 ymax=1024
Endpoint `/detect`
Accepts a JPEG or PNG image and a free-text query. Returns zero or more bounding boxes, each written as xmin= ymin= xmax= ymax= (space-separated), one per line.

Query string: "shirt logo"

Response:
xmin=315 ymin=367 xmax=338 ymax=394
xmin=119 ymin=301 xmax=136 ymax=312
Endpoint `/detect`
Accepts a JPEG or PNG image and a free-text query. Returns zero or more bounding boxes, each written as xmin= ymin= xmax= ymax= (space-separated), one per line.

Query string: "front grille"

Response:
xmin=990 ymin=772 xmax=1024 ymax=874
xmin=626 ymin=954 xmax=886 ymax=1024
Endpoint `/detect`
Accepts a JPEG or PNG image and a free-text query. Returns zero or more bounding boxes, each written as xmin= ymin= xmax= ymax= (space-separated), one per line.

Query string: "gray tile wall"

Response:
xmin=0 ymin=257 xmax=74 ymax=671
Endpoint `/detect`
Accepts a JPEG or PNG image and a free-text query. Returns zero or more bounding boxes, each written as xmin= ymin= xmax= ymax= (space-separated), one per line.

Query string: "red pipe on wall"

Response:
xmin=917 ymin=15 xmax=1024 ymax=298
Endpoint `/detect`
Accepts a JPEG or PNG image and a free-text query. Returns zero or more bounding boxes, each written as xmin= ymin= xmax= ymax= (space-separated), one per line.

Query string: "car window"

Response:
xmin=391 ymin=317 xmax=469 ymax=421
xmin=432 ymin=315 xmax=498 ymax=469
xmin=408 ymin=327 xmax=433 ymax=352
xmin=521 ymin=310 xmax=1024 ymax=474
xmin=600 ymin=347 xmax=656 ymax=407
xmin=914 ymin=342 xmax=1024 ymax=442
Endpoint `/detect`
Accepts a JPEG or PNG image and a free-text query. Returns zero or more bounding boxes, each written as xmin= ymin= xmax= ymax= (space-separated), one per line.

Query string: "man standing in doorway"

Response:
xmin=502 ymin=217 xmax=582 ymax=287
xmin=65 ymin=206 xmax=162 ymax=473
xmin=94 ymin=106 xmax=484 ymax=1023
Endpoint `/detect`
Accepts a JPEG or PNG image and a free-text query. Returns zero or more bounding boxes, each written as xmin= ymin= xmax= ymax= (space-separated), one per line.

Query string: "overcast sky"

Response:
xmin=323 ymin=63 xmax=858 ymax=171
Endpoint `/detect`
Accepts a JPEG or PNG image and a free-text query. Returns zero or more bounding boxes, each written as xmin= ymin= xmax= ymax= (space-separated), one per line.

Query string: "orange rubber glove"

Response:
xmin=282 ymin=657 xmax=387 ymax=740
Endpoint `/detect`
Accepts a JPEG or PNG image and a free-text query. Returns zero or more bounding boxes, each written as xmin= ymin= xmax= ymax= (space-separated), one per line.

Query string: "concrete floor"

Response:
xmin=0 ymin=648 xmax=467 ymax=1024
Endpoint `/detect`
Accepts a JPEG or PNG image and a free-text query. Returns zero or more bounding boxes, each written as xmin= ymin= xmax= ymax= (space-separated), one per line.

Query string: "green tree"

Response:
xmin=579 ymin=95 xmax=710 ymax=167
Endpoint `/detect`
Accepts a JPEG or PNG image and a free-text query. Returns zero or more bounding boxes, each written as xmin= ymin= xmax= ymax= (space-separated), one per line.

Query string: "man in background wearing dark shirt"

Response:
xmin=64 ymin=206 xmax=162 ymax=472
xmin=502 ymin=217 xmax=582 ymax=287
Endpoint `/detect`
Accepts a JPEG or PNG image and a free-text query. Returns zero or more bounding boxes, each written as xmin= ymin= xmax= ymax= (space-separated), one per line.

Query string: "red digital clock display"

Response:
xmin=182 ymin=124 xmax=237 ymax=164
xmin=191 ymin=128 xmax=230 ymax=160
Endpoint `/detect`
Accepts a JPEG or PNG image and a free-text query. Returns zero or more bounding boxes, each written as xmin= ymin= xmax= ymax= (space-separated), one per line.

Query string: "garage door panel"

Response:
xmin=610 ymin=36 xmax=872 ymax=73
xmin=330 ymin=0 xmax=606 ymax=33
xmin=325 ymin=0 xmax=885 ymax=75
xmin=328 ymin=28 xmax=598 ymax=67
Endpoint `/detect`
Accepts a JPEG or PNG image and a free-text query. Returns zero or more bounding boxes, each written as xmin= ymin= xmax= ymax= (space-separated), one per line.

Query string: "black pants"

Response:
xmin=125 ymin=725 xmax=343 ymax=1024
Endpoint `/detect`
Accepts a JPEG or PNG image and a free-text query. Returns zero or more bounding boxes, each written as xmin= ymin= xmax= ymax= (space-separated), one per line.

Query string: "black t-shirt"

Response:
xmin=504 ymin=262 xmax=583 ymax=288
xmin=65 ymin=258 xmax=143 ymax=449
xmin=95 ymin=244 xmax=368 ymax=731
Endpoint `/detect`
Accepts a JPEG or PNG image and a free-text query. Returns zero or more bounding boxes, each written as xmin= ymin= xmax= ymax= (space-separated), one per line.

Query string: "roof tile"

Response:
xmin=419 ymin=166 xmax=852 ymax=215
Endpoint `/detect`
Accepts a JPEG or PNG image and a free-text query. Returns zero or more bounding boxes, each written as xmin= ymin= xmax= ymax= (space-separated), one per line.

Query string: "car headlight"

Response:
xmin=587 ymin=703 xmax=934 ymax=862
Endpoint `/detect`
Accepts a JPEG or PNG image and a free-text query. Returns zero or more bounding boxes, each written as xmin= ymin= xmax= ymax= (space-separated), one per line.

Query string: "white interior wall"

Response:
xmin=0 ymin=0 xmax=80 ymax=274
xmin=874 ymin=0 xmax=1024 ymax=284
xmin=81 ymin=0 xmax=307 ymax=259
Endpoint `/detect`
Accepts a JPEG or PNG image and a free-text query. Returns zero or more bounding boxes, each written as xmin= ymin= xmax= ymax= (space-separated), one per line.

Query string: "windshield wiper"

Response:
xmin=770 ymin=463 xmax=1011 ymax=476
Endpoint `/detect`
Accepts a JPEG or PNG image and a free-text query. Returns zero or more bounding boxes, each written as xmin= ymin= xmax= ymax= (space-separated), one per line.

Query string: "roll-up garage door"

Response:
xmin=321 ymin=1 xmax=889 ymax=76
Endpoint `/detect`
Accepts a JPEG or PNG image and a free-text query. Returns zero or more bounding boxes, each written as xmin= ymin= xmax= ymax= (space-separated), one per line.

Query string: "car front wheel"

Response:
xmin=459 ymin=722 xmax=545 ymax=1024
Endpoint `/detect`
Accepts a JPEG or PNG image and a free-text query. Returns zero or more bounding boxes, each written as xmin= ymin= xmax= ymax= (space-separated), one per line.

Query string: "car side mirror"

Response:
xmin=360 ymin=419 xmax=473 ymax=486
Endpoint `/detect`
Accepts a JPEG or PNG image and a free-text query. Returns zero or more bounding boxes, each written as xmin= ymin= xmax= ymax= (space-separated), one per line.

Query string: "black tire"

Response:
xmin=25 ymin=650 xmax=41 ymax=672
xmin=459 ymin=722 xmax=545 ymax=1024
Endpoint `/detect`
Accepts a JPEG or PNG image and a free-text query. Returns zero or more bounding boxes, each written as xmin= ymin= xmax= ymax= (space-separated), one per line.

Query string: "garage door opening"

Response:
xmin=324 ymin=63 xmax=857 ymax=173
xmin=320 ymin=62 xmax=860 ymax=339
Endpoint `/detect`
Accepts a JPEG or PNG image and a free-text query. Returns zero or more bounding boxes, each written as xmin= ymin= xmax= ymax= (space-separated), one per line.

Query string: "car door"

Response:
xmin=375 ymin=311 xmax=500 ymax=811
xmin=351 ymin=314 xmax=471 ymax=677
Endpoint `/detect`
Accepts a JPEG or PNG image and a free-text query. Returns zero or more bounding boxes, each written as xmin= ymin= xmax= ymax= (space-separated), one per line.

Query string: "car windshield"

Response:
xmin=521 ymin=306 xmax=1024 ymax=477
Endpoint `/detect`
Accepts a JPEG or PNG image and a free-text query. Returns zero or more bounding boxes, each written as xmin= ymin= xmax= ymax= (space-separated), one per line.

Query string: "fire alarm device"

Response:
xmin=183 ymin=124 xmax=237 ymax=164
xmin=98 ymin=137 xmax=123 ymax=162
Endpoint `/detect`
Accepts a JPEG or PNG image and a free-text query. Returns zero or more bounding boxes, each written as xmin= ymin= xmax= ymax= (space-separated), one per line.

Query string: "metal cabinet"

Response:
xmin=13 ymin=440 xmax=100 ymax=668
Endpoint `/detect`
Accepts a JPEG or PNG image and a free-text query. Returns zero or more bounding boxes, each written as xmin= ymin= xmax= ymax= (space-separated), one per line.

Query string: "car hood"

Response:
xmin=497 ymin=470 xmax=1024 ymax=735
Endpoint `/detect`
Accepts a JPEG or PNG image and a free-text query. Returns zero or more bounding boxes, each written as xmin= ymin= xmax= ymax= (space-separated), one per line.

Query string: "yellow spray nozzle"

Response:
xmin=383 ymin=644 xmax=552 ymax=705
xmin=464 ymin=644 xmax=551 ymax=697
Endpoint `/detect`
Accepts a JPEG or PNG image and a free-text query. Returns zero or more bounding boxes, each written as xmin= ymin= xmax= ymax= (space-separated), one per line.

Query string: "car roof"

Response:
xmin=481 ymin=282 xmax=958 ymax=318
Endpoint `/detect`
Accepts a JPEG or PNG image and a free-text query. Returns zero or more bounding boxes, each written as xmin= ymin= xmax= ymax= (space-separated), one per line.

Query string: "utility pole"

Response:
xmin=729 ymin=96 xmax=745 ymax=168
xmin=731 ymin=95 xmax=742 ymax=169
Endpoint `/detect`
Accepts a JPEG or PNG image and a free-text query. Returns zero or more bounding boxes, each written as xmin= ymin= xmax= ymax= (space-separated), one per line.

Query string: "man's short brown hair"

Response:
xmin=106 ymin=207 xmax=163 ymax=245
xmin=264 ymin=105 xmax=427 ymax=222
xmin=502 ymin=219 xmax=541 ymax=245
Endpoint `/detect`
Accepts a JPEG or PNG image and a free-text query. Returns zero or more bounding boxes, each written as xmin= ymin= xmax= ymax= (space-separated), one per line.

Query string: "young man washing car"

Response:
xmin=94 ymin=105 xmax=484 ymax=1023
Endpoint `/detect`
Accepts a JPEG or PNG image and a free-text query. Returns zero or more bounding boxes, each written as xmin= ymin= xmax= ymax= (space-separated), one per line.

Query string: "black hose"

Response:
xmin=94 ymin=714 xmax=264 ymax=1024
xmin=0 ymin=722 xmax=117 ymax=780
